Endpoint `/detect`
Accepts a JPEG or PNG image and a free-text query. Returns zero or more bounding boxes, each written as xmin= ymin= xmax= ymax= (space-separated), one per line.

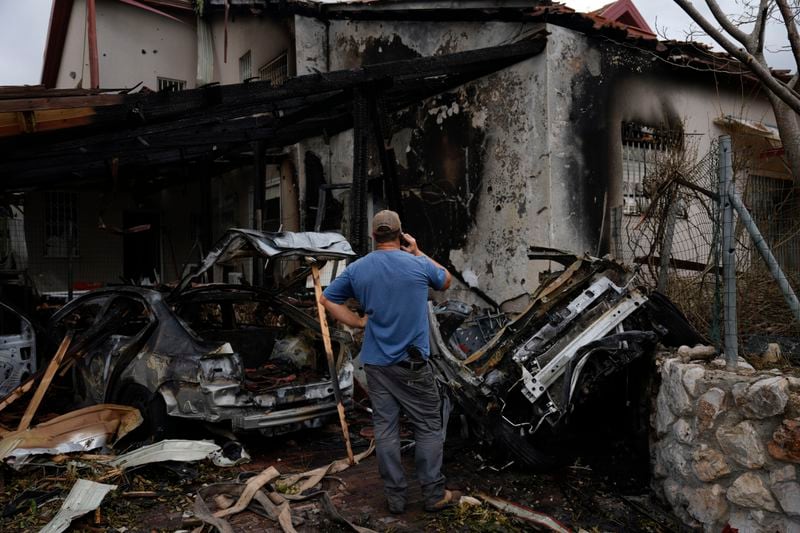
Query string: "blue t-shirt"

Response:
xmin=323 ymin=250 xmax=447 ymax=366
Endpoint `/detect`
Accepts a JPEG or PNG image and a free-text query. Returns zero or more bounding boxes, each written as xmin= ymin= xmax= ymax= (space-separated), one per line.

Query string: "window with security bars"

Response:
xmin=621 ymin=122 xmax=682 ymax=215
xmin=44 ymin=191 xmax=78 ymax=258
xmin=239 ymin=51 xmax=252 ymax=82
xmin=259 ymin=52 xmax=288 ymax=86
xmin=157 ymin=77 xmax=186 ymax=92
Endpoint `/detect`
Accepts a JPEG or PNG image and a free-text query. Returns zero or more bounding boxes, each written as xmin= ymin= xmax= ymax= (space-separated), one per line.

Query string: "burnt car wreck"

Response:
xmin=48 ymin=229 xmax=357 ymax=437
xmin=429 ymin=250 xmax=702 ymax=468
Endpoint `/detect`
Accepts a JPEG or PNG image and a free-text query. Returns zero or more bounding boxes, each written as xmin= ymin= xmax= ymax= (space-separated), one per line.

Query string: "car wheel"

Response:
xmin=492 ymin=418 xmax=556 ymax=471
xmin=118 ymin=384 xmax=173 ymax=444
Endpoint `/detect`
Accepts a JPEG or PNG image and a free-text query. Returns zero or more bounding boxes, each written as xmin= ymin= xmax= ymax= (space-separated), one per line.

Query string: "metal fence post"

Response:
xmin=719 ymin=136 xmax=738 ymax=368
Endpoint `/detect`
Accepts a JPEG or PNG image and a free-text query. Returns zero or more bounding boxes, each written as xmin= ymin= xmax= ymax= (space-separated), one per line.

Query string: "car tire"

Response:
xmin=118 ymin=384 xmax=173 ymax=444
xmin=492 ymin=417 xmax=556 ymax=471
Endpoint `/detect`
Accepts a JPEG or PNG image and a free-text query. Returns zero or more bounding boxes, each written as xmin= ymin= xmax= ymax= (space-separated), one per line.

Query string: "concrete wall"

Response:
xmin=56 ymin=0 xmax=196 ymax=90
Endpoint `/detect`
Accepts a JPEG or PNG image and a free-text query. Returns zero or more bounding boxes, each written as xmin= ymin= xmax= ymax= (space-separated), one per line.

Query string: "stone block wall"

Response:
xmin=652 ymin=354 xmax=800 ymax=532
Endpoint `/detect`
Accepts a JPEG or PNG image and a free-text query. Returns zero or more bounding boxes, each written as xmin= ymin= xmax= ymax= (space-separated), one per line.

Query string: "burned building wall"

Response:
xmin=292 ymin=17 xmax=780 ymax=303
xmin=294 ymin=19 xmax=586 ymax=304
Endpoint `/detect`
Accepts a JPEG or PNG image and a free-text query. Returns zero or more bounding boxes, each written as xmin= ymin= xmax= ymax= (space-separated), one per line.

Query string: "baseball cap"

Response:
xmin=372 ymin=210 xmax=401 ymax=233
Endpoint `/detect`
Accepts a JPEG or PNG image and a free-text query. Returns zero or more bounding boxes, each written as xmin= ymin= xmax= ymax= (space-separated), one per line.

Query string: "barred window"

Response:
xmin=44 ymin=191 xmax=78 ymax=258
xmin=621 ymin=122 xmax=681 ymax=216
xmin=259 ymin=52 xmax=288 ymax=86
xmin=157 ymin=77 xmax=186 ymax=92
xmin=239 ymin=50 xmax=252 ymax=82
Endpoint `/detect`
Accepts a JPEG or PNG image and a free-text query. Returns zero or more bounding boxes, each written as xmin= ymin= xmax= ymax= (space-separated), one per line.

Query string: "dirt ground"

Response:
xmin=0 ymin=407 xmax=688 ymax=533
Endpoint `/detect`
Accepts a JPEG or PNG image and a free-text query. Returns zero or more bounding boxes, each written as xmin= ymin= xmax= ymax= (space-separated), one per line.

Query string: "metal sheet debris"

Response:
xmin=0 ymin=404 xmax=142 ymax=467
xmin=106 ymin=439 xmax=221 ymax=470
xmin=39 ymin=479 xmax=117 ymax=533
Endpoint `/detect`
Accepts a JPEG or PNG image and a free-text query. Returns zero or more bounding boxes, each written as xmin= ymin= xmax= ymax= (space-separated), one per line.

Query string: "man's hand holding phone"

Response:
xmin=400 ymin=232 xmax=423 ymax=257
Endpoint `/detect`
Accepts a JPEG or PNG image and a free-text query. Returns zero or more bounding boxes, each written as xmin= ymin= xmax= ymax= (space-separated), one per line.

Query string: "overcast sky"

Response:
xmin=0 ymin=0 xmax=793 ymax=86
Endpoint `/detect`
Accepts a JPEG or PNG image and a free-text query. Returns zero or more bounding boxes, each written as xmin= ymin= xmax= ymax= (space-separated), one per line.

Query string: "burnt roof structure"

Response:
xmin=0 ymin=35 xmax=547 ymax=195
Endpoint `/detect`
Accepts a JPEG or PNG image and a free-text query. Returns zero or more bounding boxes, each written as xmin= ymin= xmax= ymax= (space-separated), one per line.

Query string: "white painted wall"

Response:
xmin=55 ymin=0 xmax=196 ymax=90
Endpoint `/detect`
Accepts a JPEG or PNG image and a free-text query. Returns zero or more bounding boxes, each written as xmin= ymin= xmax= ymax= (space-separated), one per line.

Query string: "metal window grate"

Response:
xmin=239 ymin=51 xmax=252 ymax=82
xmin=259 ymin=52 xmax=288 ymax=86
xmin=621 ymin=122 xmax=681 ymax=216
xmin=157 ymin=77 xmax=186 ymax=92
xmin=44 ymin=191 xmax=78 ymax=258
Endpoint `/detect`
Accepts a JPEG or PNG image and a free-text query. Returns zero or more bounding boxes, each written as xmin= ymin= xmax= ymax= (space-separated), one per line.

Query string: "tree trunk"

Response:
xmin=766 ymin=90 xmax=800 ymax=185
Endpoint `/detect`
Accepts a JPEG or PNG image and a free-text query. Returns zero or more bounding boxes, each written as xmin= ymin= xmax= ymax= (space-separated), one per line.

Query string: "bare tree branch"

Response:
xmin=675 ymin=0 xmax=800 ymax=115
xmin=754 ymin=2 xmax=770 ymax=57
xmin=706 ymin=0 xmax=751 ymax=45
xmin=776 ymin=0 xmax=800 ymax=70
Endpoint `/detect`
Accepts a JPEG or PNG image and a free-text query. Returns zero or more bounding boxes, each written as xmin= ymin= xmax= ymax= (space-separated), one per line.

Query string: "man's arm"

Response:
xmin=320 ymin=294 xmax=368 ymax=328
xmin=400 ymin=233 xmax=452 ymax=290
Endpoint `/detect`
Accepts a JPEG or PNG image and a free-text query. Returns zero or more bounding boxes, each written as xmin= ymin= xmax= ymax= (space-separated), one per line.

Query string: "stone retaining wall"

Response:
xmin=652 ymin=353 xmax=800 ymax=532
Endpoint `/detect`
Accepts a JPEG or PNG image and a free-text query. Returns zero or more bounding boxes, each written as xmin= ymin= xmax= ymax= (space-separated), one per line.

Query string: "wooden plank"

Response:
xmin=17 ymin=332 xmax=73 ymax=431
xmin=311 ymin=264 xmax=355 ymax=465
xmin=0 ymin=94 xmax=124 ymax=113
xmin=0 ymin=374 xmax=37 ymax=414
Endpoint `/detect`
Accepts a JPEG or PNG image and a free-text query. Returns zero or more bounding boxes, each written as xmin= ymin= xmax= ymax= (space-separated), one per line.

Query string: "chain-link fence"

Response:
xmin=617 ymin=136 xmax=800 ymax=358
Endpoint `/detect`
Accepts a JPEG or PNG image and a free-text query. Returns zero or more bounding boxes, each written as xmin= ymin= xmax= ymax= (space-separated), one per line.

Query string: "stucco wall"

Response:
xmin=56 ymin=0 xmax=197 ymax=90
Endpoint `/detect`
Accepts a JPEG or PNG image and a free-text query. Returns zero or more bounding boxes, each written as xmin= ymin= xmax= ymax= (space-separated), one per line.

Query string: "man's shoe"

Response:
xmin=387 ymin=499 xmax=406 ymax=515
xmin=424 ymin=490 xmax=462 ymax=512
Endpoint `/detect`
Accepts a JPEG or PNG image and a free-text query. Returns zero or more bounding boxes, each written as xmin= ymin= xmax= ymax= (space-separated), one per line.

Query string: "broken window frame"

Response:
xmin=43 ymin=191 xmax=78 ymax=258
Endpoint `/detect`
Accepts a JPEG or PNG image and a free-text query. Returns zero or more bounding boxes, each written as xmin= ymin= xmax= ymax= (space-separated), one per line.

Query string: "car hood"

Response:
xmin=174 ymin=229 xmax=356 ymax=295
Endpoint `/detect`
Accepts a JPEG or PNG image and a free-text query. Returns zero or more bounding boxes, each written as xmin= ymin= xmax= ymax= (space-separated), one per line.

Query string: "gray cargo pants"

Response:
xmin=364 ymin=362 xmax=445 ymax=508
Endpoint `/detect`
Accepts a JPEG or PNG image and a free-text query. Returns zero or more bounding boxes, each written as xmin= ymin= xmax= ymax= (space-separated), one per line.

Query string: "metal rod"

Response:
xmin=718 ymin=136 xmax=738 ymax=368
xmin=728 ymin=189 xmax=800 ymax=323
xmin=87 ymin=0 xmax=100 ymax=89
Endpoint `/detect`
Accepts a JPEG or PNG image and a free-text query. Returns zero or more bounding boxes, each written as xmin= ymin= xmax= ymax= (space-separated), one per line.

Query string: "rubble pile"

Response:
xmin=652 ymin=351 xmax=800 ymax=531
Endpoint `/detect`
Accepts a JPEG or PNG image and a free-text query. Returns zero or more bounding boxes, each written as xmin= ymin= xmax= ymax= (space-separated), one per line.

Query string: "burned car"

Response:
xmin=49 ymin=230 xmax=356 ymax=437
xmin=429 ymin=250 xmax=702 ymax=468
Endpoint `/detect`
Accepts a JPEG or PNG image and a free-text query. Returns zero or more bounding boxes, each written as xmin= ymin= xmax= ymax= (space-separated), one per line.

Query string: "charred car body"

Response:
xmin=49 ymin=230 xmax=356 ymax=436
xmin=430 ymin=250 xmax=701 ymax=468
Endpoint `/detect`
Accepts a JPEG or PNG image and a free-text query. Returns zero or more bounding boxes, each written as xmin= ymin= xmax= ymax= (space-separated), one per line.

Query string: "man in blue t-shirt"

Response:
xmin=321 ymin=210 xmax=460 ymax=514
